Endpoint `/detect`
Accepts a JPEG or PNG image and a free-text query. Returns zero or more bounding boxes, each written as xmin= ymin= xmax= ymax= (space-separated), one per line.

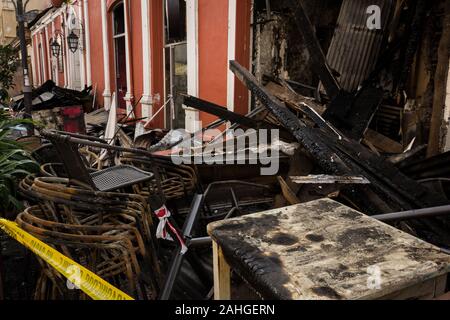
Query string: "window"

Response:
xmin=164 ymin=0 xmax=188 ymax=129
xmin=165 ymin=0 xmax=187 ymax=44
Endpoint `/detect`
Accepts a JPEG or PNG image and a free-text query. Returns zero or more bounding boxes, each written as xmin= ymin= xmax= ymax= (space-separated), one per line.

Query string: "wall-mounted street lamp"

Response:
xmin=67 ymin=30 xmax=80 ymax=53
xmin=50 ymin=38 xmax=61 ymax=57
xmin=50 ymin=30 xmax=64 ymax=58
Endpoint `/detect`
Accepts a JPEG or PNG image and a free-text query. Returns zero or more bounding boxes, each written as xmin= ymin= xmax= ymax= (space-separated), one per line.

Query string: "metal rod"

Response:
xmin=373 ymin=205 xmax=450 ymax=222
xmin=42 ymin=130 xmax=155 ymax=157
xmin=159 ymin=194 xmax=205 ymax=300
xmin=189 ymin=237 xmax=212 ymax=247
xmin=16 ymin=0 xmax=34 ymax=134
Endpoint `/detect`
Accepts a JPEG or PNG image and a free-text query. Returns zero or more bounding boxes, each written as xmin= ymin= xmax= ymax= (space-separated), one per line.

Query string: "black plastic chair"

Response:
xmin=42 ymin=131 xmax=154 ymax=192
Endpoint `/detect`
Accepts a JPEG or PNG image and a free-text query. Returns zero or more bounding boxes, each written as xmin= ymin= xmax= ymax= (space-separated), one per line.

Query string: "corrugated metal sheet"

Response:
xmin=326 ymin=0 xmax=395 ymax=92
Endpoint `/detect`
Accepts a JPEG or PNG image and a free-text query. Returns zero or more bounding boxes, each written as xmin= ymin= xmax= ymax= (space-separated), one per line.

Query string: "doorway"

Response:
xmin=164 ymin=0 xmax=187 ymax=129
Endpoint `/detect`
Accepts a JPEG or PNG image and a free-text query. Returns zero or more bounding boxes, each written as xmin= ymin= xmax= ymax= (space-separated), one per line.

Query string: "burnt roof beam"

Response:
xmin=293 ymin=0 xmax=341 ymax=99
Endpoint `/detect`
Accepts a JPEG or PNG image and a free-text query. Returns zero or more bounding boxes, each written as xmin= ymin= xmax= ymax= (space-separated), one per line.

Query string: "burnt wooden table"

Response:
xmin=207 ymin=199 xmax=450 ymax=300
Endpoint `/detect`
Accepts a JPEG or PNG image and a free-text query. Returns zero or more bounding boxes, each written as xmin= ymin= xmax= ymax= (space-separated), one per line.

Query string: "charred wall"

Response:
xmin=252 ymin=0 xmax=342 ymax=89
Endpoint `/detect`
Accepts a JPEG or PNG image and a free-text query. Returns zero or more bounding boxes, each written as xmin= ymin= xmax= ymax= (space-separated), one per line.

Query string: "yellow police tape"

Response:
xmin=0 ymin=218 xmax=134 ymax=300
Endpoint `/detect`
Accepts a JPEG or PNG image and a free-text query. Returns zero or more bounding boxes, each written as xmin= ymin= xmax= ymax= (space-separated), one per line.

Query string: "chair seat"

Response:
xmin=90 ymin=165 xmax=154 ymax=192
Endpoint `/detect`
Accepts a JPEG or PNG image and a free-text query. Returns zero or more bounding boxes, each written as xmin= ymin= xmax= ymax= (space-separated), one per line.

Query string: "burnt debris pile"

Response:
xmin=2 ymin=0 xmax=450 ymax=300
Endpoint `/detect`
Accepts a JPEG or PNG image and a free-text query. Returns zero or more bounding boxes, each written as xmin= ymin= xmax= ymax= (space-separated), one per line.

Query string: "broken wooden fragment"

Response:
xmin=388 ymin=145 xmax=427 ymax=166
xmin=266 ymin=81 xmax=342 ymax=139
xmin=277 ymin=176 xmax=301 ymax=205
xmin=291 ymin=175 xmax=371 ymax=185
xmin=265 ymin=81 xmax=326 ymax=115
xmin=363 ymin=129 xmax=403 ymax=154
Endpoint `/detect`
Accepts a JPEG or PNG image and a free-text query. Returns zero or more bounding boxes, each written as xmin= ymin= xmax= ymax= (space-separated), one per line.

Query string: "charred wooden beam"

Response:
xmin=293 ymin=0 xmax=341 ymax=99
xmin=183 ymin=94 xmax=261 ymax=129
xmin=182 ymin=94 xmax=294 ymax=140
xmin=230 ymin=60 xmax=350 ymax=175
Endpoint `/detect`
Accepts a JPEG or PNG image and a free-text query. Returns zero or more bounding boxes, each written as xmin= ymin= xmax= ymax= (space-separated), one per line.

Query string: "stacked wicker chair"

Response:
xmin=18 ymin=176 xmax=161 ymax=300
xmin=121 ymin=155 xmax=198 ymax=201
xmin=18 ymin=131 xmax=200 ymax=300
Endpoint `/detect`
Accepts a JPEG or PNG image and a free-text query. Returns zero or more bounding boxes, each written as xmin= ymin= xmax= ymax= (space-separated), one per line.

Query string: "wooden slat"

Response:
xmin=364 ymin=129 xmax=403 ymax=153
xmin=213 ymin=241 xmax=231 ymax=300
xmin=278 ymin=176 xmax=301 ymax=205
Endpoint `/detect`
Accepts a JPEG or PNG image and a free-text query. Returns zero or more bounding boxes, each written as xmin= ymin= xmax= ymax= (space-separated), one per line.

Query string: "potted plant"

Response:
xmin=0 ymin=110 xmax=38 ymax=217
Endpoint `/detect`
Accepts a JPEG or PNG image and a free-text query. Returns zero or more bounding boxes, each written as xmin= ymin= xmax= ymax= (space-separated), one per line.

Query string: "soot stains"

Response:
xmin=271 ymin=232 xmax=299 ymax=246
xmin=311 ymin=286 xmax=342 ymax=300
xmin=306 ymin=234 xmax=325 ymax=242
xmin=213 ymin=214 xmax=281 ymax=236
xmin=309 ymin=199 xmax=343 ymax=213
xmin=337 ymin=227 xmax=392 ymax=247
xmin=339 ymin=209 xmax=361 ymax=220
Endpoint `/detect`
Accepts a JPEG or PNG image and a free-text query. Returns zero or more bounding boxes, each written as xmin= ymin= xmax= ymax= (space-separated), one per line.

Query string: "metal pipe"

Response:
xmin=159 ymin=194 xmax=204 ymax=300
xmin=189 ymin=237 xmax=212 ymax=247
xmin=182 ymin=194 xmax=205 ymax=239
xmin=373 ymin=205 xmax=450 ymax=222
xmin=42 ymin=130 xmax=155 ymax=157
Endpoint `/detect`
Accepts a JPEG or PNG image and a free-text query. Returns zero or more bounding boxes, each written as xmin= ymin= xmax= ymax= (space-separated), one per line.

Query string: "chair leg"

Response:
xmin=212 ymin=241 xmax=231 ymax=300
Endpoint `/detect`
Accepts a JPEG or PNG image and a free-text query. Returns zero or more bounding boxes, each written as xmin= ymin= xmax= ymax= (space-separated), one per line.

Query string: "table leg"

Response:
xmin=213 ymin=241 xmax=231 ymax=300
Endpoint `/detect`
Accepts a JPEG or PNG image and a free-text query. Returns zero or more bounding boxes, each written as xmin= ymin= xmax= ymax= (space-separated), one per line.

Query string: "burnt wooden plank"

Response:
xmin=183 ymin=94 xmax=262 ymax=129
xmin=363 ymin=129 xmax=403 ymax=154
xmin=182 ymin=94 xmax=294 ymax=141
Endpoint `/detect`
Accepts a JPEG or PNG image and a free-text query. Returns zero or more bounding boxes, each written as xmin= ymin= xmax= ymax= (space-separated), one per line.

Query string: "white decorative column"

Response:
xmin=39 ymin=32 xmax=46 ymax=80
xmin=83 ymin=0 xmax=92 ymax=86
xmin=61 ymin=12 xmax=68 ymax=87
xmin=101 ymin=0 xmax=112 ymax=109
xmin=44 ymin=26 xmax=52 ymax=80
xmin=77 ymin=4 xmax=86 ymax=89
xmin=63 ymin=12 xmax=72 ymax=88
xmin=51 ymin=19 xmax=60 ymax=85
xmin=185 ymin=0 xmax=200 ymax=132
xmin=30 ymin=42 xmax=36 ymax=86
xmin=141 ymin=0 xmax=153 ymax=120
xmin=31 ymin=32 xmax=40 ymax=85
xmin=123 ymin=0 xmax=134 ymax=116
xmin=227 ymin=0 xmax=237 ymax=113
